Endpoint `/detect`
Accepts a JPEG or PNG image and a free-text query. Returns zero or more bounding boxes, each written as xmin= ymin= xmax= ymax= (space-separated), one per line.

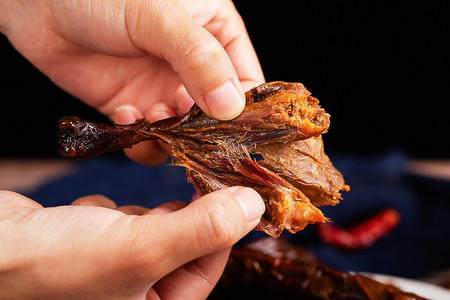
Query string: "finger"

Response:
xmin=145 ymin=201 xmax=187 ymax=215
xmin=116 ymin=205 xmax=150 ymax=215
xmin=190 ymin=192 xmax=201 ymax=202
xmin=179 ymin=0 xmax=264 ymax=93
xmin=145 ymin=102 xmax=178 ymax=123
xmin=125 ymin=0 xmax=245 ymax=120
xmin=129 ymin=186 xmax=265 ymax=279
xmin=114 ymin=104 xmax=144 ymax=124
xmin=145 ymin=102 xmax=179 ymax=153
xmin=152 ymin=247 xmax=231 ymax=299
xmin=0 ymin=190 xmax=43 ymax=209
xmin=173 ymin=85 xmax=195 ymax=114
xmin=114 ymin=105 xmax=169 ymax=166
xmin=123 ymin=140 xmax=169 ymax=167
xmin=117 ymin=201 xmax=186 ymax=215
xmin=195 ymin=1 xmax=265 ymax=90
xmin=71 ymin=194 xmax=118 ymax=209
xmin=117 ymin=201 xmax=186 ymax=216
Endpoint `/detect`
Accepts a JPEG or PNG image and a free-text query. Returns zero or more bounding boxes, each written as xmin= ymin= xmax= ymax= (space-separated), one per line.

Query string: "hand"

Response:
xmin=0 ymin=0 xmax=264 ymax=165
xmin=0 ymin=188 xmax=264 ymax=299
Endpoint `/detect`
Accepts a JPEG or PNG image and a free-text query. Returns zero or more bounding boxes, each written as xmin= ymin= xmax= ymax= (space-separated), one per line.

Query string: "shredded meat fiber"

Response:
xmin=58 ymin=81 xmax=349 ymax=237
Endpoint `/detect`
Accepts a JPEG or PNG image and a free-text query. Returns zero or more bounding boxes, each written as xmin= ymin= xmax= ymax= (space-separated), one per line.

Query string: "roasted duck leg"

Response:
xmin=58 ymin=81 xmax=348 ymax=237
xmin=210 ymin=238 xmax=427 ymax=300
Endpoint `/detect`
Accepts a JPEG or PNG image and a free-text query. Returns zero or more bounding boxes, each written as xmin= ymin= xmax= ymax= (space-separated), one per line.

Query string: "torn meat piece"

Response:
xmin=210 ymin=238 xmax=428 ymax=300
xmin=58 ymin=81 xmax=349 ymax=237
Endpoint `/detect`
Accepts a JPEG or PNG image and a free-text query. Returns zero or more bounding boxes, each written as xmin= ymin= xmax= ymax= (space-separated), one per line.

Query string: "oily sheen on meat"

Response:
xmin=58 ymin=81 xmax=349 ymax=237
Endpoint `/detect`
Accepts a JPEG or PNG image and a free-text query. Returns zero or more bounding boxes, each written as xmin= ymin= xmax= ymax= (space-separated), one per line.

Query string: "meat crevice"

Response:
xmin=58 ymin=81 xmax=349 ymax=237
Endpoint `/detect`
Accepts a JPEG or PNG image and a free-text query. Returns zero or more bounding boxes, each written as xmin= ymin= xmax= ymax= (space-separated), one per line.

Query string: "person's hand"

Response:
xmin=0 ymin=188 xmax=264 ymax=299
xmin=0 ymin=0 xmax=264 ymax=165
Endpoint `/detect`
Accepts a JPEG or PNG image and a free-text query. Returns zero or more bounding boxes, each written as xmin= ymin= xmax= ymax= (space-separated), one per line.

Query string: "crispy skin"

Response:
xmin=58 ymin=81 xmax=348 ymax=237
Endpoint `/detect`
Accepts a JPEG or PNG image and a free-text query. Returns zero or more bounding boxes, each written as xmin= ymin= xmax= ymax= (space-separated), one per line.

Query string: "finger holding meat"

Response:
xmin=58 ymin=81 xmax=348 ymax=237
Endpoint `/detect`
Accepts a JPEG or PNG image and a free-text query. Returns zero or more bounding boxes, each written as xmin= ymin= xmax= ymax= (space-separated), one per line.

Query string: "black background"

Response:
xmin=1 ymin=0 xmax=449 ymax=158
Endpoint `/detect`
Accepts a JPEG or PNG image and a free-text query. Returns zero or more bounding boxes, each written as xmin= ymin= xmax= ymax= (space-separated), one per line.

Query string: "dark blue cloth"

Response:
xmin=283 ymin=152 xmax=450 ymax=278
xmin=28 ymin=151 xmax=450 ymax=279
xmin=29 ymin=156 xmax=196 ymax=208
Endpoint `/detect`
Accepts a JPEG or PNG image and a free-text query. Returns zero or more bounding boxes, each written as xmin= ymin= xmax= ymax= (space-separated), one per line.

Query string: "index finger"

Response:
xmin=185 ymin=0 xmax=265 ymax=90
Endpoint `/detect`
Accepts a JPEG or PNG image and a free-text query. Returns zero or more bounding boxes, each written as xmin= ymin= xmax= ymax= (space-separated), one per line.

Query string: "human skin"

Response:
xmin=0 ymin=0 xmax=265 ymax=298
xmin=0 ymin=0 xmax=264 ymax=165
xmin=0 ymin=188 xmax=264 ymax=299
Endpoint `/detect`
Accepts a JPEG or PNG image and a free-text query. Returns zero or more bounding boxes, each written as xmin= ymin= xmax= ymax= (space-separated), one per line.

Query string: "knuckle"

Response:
xmin=221 ymin=0 xmax=245 ymax=26
xmin=213 ymin=0 xmax=247 ymax=36
xmin=163 ymin=200 xmax=188 ymax=211
xmin=182 ymin=39 xmax=224 ymax=72
xmin=196 ymin=200 xmax=235 ymax=251
xmin=0 ymin=190 xmax=14 ymax=199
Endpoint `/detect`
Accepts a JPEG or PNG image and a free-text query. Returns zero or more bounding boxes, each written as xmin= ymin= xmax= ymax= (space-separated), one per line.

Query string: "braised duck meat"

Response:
xmin=58 ymin=81 xmax=349 ymax=237
xmin=210 ymin=238 xmax=427 ymax=300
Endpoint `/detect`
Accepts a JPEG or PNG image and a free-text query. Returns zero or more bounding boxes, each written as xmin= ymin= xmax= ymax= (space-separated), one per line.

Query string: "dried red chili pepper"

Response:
xmin=316 ymin=208 xmax=401 ymax=250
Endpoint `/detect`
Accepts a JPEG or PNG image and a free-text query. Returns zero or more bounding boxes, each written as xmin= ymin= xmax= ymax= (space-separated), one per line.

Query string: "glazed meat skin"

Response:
xmin=210 ymin=238 xmax=427 ymax=300
xmin=58 ymin=81 xmax=348 ymax=237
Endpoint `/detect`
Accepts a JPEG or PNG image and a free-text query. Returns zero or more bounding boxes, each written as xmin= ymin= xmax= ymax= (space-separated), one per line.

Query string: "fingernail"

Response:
xmin=204 ymin=81 xmax=245 ymax=120
xmin=114 ymin=105 xmax=141 ymax=124
xmin=232 ymin=187 xmax=265 ymax=222
xmin=174 ymin=86 xmax=195 ymax=114
xmin=145 ymin=103 xmax=176 ymax=123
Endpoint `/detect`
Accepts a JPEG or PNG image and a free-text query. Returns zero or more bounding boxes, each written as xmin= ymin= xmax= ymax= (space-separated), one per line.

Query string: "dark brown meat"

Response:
xmin=58 ymin=81 xmax=349 ymax=237
xmin=210 ymin=238 xmax=428 ymax=300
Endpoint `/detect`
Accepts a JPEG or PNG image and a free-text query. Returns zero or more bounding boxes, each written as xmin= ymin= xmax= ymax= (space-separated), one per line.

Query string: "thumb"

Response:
xmin=125 ymin=0 xmax=246 ymax=120
xmin=131 ymin=187 xmax=265 ymax=279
